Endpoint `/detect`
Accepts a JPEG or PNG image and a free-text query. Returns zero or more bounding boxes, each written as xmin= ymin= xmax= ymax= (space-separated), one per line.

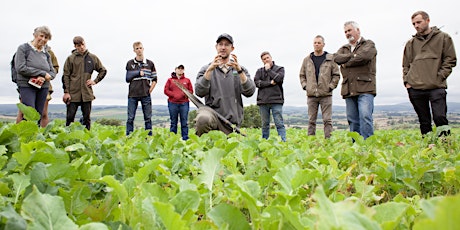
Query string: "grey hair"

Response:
xmin=33 ymin=26 xmax=52 ymax=40
xmin=344 ymin=21 xmax=360 ymax=29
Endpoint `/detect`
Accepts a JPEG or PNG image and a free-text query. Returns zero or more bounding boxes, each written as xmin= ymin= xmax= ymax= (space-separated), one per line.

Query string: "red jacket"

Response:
xmin=164 ymin=72 xmax=193 ymax=103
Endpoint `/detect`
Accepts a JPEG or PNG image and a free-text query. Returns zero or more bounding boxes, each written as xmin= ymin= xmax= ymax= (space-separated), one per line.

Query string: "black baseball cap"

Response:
xmin=216 ymin=33 xmax=233 ymax=44
xmin=177 ymin=64 xmax=184 ymax=69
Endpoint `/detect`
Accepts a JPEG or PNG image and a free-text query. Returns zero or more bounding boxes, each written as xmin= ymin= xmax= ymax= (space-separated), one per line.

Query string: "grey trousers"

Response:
xmin=307 ymin=96 xmax=333 ymax=138
xmin=195 ymin=107 xmax=233 ymax=136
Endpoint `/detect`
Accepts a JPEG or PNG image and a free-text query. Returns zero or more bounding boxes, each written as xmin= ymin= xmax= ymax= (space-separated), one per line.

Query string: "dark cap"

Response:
xmin=216 ymin=33 xmax=233 ymax=44
xmin=177 ymin=64 xmax=184 ymax=69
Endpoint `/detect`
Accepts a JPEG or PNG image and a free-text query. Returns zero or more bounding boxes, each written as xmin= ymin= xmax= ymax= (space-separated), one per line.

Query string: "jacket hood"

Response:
xmin=71 ymin=49 xmax=88 ymax=56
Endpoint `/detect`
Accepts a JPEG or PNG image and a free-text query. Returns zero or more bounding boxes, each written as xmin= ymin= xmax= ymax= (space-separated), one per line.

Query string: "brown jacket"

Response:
xmin=299 ymin=53 xmax=340 ymax=97
xmin=403 ymin=27 xmax=457 ymax=90
xmin=62 ymin=49 xmax=107 ymax=102
xmin=334 ymin=37 xmax=377 ymax=98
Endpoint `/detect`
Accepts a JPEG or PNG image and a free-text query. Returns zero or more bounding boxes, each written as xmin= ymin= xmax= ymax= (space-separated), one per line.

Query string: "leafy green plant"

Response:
xmin=0 ymin=119 xmax=459 ymax=229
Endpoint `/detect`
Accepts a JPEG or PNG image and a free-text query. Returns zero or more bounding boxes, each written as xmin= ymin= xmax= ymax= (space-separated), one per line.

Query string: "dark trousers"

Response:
xmin=19 ymin=86 xmax=49 ymax=123
xmin=408 ymin=88 xmax=448 ymax=135
xmin=66 ymin=101 xmax=92 ymax=130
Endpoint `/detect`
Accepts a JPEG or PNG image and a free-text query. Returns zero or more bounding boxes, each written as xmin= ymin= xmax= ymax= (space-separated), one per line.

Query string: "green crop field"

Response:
xmin=0 ymin=106 xmax=459 ymax=229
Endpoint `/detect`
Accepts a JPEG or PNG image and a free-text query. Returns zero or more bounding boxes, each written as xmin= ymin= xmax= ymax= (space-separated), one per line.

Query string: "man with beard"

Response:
xmin=403 ymin=11 xmax=457 ymax=137
xmin=334 ymin=21 xmax=377 ymax=140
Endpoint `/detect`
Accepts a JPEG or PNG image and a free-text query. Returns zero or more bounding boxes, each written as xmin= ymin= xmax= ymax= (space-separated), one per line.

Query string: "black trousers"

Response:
xmin=408 ymin=88 xmax=448 ymax=135
xmin=66 ymin=101 xmax=92 ymax=130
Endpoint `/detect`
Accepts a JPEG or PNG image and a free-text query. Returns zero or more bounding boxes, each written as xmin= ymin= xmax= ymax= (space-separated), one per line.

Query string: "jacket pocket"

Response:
xmin=356 ymin=76 xmax=374 ymax=93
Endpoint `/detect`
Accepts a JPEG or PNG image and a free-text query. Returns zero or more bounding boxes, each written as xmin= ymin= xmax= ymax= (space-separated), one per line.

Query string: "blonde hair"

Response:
xmin=133 ymin=41 xmax=143 ymax=49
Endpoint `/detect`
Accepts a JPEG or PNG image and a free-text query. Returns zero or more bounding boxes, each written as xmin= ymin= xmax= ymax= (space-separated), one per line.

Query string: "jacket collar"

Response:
xmin=413 ymin=26 xmax=440 ymax=40
xmin=133 ymin=57 xmax=145 ymax=64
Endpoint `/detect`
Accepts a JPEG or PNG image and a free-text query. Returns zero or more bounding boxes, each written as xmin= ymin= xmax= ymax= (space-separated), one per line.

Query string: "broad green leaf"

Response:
xmin=273 ymin=163 xmax=300 ymax=195
xmin=372 ymin=202 xmax=409 ymax=230
xmin=133 ymin=158 xmax=165 ymax=184
xmin=0 ymin=181 xmax=11 ymax=195
xmin=100 ymin=175 xmax=128 ymax=202
xmin=190 ymin=220 xmax=218 ymax=230
xmin=199 ymin=148 xmax=226 ymax=191
xmin=13 ymin=141 xmax=69 ymax=171
xmin=263 ymin=205 xmax=308 ymax=230
xmin=64 ymin=143 xmax=86 ymax=152
xmin=170 ymin=190 xmax=201 ymax=216
xmin=310 ymin=187 xmax=380 ymax=230
xmin=225 ymin=175 xmax=263 ymax=228
xmin=21 ymin=187 xmax=78 ymax=230
xmin=79 ymin=222 xmax=109 ymax=230
xmin=17 ymin=103 xmax=40 ymax=122
xmin=413 ymin=195 xmax=460 ymax=230
xmin=59 ymin=182 xmax=92 ymax=215
xmin=208 ymin=203 xmax=251 ymax=230
xmin=102 ymin=157 xmax=125 ymax=181
xmin=29 ymin=162 xmax=58 ymax=195
xmin=224 ymin=141 xmax=239 ymax=153
xmin=153 ymin=201 xmax=188 ymax=230
xmin=79 ymin=161 xmax=104 ymax=180
xmin=354 ymin=180 xmax=381 ymax=204
xmin=8 ymin=173 xmax=30 ymax=205
xmin=0 ymin=204 xmax=27 ymax=230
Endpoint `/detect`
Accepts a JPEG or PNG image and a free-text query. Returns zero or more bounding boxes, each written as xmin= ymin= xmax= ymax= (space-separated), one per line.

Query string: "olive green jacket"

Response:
xmin=62 ymin=49 xmax=107 ymax=102
xmin=403 ymin=27 xmax=457 ymax=90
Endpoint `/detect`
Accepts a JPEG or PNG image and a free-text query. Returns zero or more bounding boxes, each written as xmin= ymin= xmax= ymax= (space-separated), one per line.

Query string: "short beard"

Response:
xmin=347 ymin=36 xmax=355 ymax=43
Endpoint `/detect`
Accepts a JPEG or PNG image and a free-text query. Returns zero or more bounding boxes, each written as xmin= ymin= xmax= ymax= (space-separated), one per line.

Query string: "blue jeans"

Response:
xmin=168 ymin=101 xmax=190 ymax=140
xmin=259 ymin=104 xmax=286 ymax=141
xmin=126 ymin=96 xmax=152 ymax=135
xmin=345 ymin=94 xmax=374 ymax=139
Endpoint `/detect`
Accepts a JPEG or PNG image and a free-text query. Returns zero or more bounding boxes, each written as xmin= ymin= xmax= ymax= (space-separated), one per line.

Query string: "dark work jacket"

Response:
xmin=334 ymin=37 xmax=377 ymax=98
xmin=254 ymin=62 xmax=285 ymax=105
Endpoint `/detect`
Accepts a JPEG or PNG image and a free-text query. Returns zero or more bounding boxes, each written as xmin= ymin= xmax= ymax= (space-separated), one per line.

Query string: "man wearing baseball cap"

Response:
xmin=194 ymin=33 xmax=255 ymax=136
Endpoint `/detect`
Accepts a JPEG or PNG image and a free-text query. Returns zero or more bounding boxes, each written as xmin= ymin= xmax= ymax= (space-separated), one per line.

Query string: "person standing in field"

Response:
xmin=125 ymin=41 xmax=157 ymax=136
xmin=62 ymin=36 xmax=107 ymax=130
xmin=254 ymin=51 xmax=286 ymax=141
xmin=14 ymin=26 xmax=56 ymax=125
xmin=16 ymin=44 xmax=59 ymax=127
xmin=164 ymin=65 xmax=193 ymax=140
xmin=334 ymin=21 xmax=377 ymax=140
xmin=299 ymin=35 xmax=340 ymax=138
xmin=403 ymin=11 xmax=457 ymax=137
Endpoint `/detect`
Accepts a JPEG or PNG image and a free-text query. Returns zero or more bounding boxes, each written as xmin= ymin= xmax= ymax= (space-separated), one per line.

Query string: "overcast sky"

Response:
xmin=1 ymin=0 xmax=460 ymax=108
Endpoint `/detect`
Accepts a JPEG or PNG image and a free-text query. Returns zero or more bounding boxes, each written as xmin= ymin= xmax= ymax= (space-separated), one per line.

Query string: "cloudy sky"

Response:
xmin=1 ymin=0 xmax=460 ymax=107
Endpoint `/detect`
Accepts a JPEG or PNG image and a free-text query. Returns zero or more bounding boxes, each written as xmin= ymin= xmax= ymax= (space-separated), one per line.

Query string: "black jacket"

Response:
xmin=254 ymin=62 xmax=285 ymax=105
